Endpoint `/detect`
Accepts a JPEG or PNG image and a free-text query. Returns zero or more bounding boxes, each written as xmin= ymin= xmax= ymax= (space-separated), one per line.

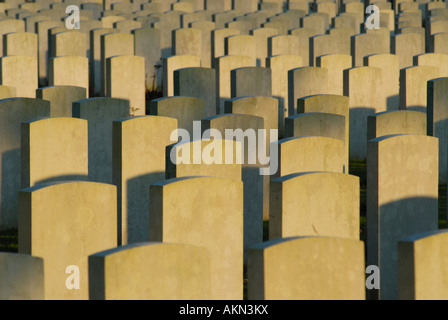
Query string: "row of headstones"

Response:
xmin=0 ymin=79 xmax=446 ymax=299
xmin=0 ymin=0 xmax=447 ymax=88
xmin=0 ymin=135 xmax=444 ymax=301
xmin=2 ymin=229 xmax=447 ymax=300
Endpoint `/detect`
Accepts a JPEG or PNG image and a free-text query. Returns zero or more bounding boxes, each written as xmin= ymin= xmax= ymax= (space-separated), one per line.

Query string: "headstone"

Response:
xmin=163 ymin=55 xmax=201 ymax=97
xmin=392 ymin=33 xmax=425 ymax=69
xmin=367 ymin=134 xmax=439 ymax=300
xmin=288 ymin=67 xmax=329 ymax=116
xmin=0 ymin=85 xmax=16 ymax=99
xmin=149 ymin=97 xmax=206 ymax=136
xmin=149 ymin=176 xmax=243 ymax=300
xmin=432 ymin=32 xmax=448 ymax=54
xmin=267 ymin=55 xmax=303 ymax=134
xmin=316 ymin=54 xmax=352 ymax=96
xmin=21 ymin=117 xmax=88 ymax=188
xmin=364 ymin=54 xmax=400 ymax=110
xmin=3 ymin=32 xmax=37 ymax=58
xmin=90 ymin=28 xmax=117 ymax=95
xmin=270 ymin=172 xmax=359 ymax=240
xmin=0 ymin=19 xmax=25 ymax=56
xmin=273 ymin=136 xmax=344 ymax=178
xmin=36 ymin=19 xmax=64 ymax=85
xmin=0 ymin=253 xmax=44 ymax=300
xmin=89 ymin=242 xmax=211 ymax=300
xmin=49 ymin=56 xmax=89 ymax=90
xmin=106 ymin=55 xmax=145 ymax=116
xmin=268 ymin=35 xmax=300 ymax=57
xmin=414 ymin=53 xmax=448 ymax=77
xmin=174 ymin=67 xmax=216 ymax=117
xmin=367 ymin=110 xmax=427 ymax=142
xmin=101 ymin=32 xmax=134 ymax=96
xmin=50 ymin=31 xmax=86 ymax=58
xmin=215 ymin=55 xmax=256 ymax=113
xmin=225 ymin=35 xmax=257 ymax=62
xmin=113 ymin=116 xmax=178 ymax=245
xmin=398 ymin=230 xmax=448 ymax=300
xmin=399 ymin=66 xmax=439 ymax=112
xmin=0 ymin=55 xmax=37 ymax=98
xmin=231 ymin=67 xmax=272 ymax=98
xmin=189 ymin=21 xmax=215 ymax=68
xmin=250 ymin=27 xmax=279 ymax=67
xmin=133 ymin=27 xmax=162 ymax=92
xmin=18 ymin=181 xmax=117 ymax=300
xmin=427 ymin=77 xmax=448 ymax=184
xmin=351 ymin=32 xmax=390 ymax=67
xmin=172 ymin=27 xmax=202 ymax=58
xmin=248 ymin=236 xmax=365 ymax=300
xmin=202 ymin=114 xmax=265 ymax=252
xmin=344 ymin=66 xmax=384 ymax=160
xmin=73 ymin=98 xmax=130 ymax=184
xmin=211 ymin=28 xmax=240 ymax=66
xmin=36 ymin=86 xmax=87 ymax=117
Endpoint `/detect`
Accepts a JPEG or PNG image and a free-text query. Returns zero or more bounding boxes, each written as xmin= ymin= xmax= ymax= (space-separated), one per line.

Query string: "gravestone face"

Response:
xmin=316 ymin=54 xmax=352 ymax=96
xmin=367 ymin=134 xmax=439 ymax=300
xmin=106 ymin=55 xmax=145 ymax=116
xmin=49 ymin=56 xmax=89 ymax=90
xmin=270 ymin=172 xmax=359 ymax=240
xmin=268 ymin=35 xmax=300 ymax=57
xmin=89 ymin=242 xmax=211 ymax=300
xmin=21 ymin=117 xmax=88 ymax=189
xmin=273 ymin=136 xmax=344 ymax=178
xmin=113 ymin=20 xmax=142 ymax=34
xmin=172 ymin=27 xmax=202 ymax=58
xmin=392 ymin=33 xmax=425 ymax=69
xmin=250 ymin=28 xmax=279 ymax=67
xmin=132 ymin=27 xmax=161 ymax=92
xmin=267 ymin=55 xmax=303 ymax=135
xmin=36 ymin=85 xmax=87 ymax=117
xmin=367 ymin=110 xmax=427 ymax=142
xmin=0 ymin=19 xmax=25 ymax=56
xmin=166 ymin=139 xmax=242 ymax=180
xmin=202 ymin=113 xmax=267 ymax=248
xmin=36 ymin=19 xmax=64 ymax=85
xmin=163 ymin=55 xmax=201 ymax=97
xmin=414 ymin=53 xmax=448 ymax=77
xmin=50 ymin=31 xmax=86 ymax=58
xmin=0 ymin=86 xmax=16 ymax=99
xmin=101 ymin=32 xmax=134 ymax=96
xmin=211 ymin=28 xmax=240 ymax=65
xmin=0 ymin=253 xmax=44 ymax=300
xmin=150 ymin=176 xmax=243 ymax=300
xmin=0 ymin=55 xmax=37 ymax=98
xmin=344 ymin=66 xmax=384 ymax=160
xmin=149 ymin=96 xmax=205 ymax=136
xmin=248 ymin=237 xmax=365 ymax=300
xmin=226 ymin=35 xmax=257 ymax=62
xmin=398 ymin=230 xmax=448 ymax=300
xmin=364 ymin=54 xmax=400 ymax=110
xmin=113 ymin=116 xmax=178 ymax=245
xmin=301 ymin=13 xmax=328 ymax=35
xmin=73 ymin=98 xmax=130 ymax=184
xmin=351 ymin=32 xmax=390 ymax=67
xmin=90 ymin=28 xmax=117 ymax=95
xmin=399 ymin=66 xmax=439 ymax=112
xmin=226 ymin=21 xmax=252 ymax=35
xmin=432 ymin=32 xmax=448 ymax=54
xmin=231 ymin=67 xmax=272 ymax=98
xmin=285 ymin=112 xmax=347 ymax=171
xmin=215 ymin=55 xmax=256 ymax=113
xmin=288 ymin=67 xmax=329 ymax=116
xmin=189 ymin=21 xmax=215 ymax=68
xmin=101 ymin=15 xmax=126 ymax=28
xmin=427 ymin=77 xmax=448 ymax=184
xmin=234 ymin=0 xmax=258 ymax=13
xmin=174 ymin=67 xmax=216 ymax=117
xmin=18 ymin=181 xmax=117 ymax=300
xmin=3 ymin=32 xmax=37 ymax=58
xmin=205 ymin=0 xmax=231 ymax=11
